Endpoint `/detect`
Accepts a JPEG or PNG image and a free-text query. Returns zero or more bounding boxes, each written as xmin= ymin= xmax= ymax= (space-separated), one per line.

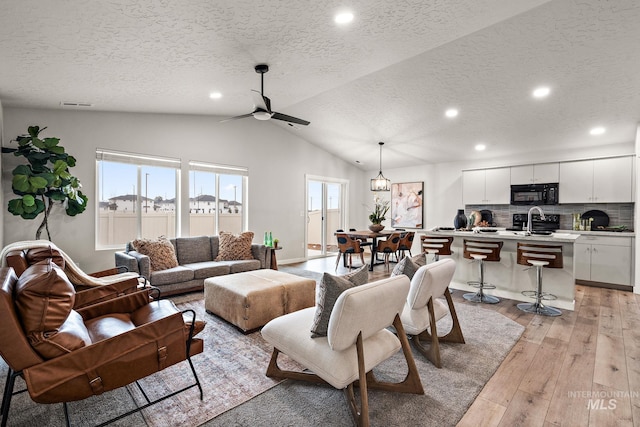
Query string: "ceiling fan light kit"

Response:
xmin=221 ymin=64 xmax=310 ymax=126
xmin=370 ymin=141 xmax=391 ymax=191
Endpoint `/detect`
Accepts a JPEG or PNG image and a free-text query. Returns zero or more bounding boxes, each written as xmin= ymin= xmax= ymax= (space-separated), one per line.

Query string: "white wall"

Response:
xmin=2 ymin=107 xmax=367 ymax=272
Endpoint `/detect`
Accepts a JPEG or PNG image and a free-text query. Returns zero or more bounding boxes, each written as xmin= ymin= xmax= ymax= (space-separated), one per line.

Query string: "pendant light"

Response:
xmin=370 ymin=142 xmax=391 ymax=191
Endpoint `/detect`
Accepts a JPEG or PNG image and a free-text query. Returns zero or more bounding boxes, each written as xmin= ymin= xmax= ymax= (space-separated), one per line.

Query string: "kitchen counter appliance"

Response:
xmin=511 ymin=213 xmax=560 ymax=232
xmin=510 ymin=183 xmax=559 ymax=205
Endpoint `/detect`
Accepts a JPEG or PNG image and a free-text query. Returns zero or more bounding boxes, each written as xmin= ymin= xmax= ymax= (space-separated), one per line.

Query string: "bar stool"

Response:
xmin=463 ymin=239 xmax=503 ymax=304
xmin=420 ymin=235 xmax=453 ymax=263
xmin=516 ymin=242 xmax=563 ymax=316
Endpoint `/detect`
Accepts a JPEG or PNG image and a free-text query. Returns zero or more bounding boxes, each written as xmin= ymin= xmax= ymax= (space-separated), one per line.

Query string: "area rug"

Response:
xmin=0 ymin=292 xmax=301 ymax=427
xmin=278 ymin=266 xmax=323 ymax=284
xmin=0 ymin=276 xmax=524 ymax=427
xmin=202 ymin=301 xmax=525 ymax=427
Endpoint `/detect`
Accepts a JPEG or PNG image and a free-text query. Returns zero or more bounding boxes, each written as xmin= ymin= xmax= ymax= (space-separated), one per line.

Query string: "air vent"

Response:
xmin=60 ymin=101 xmax=93 ymax=108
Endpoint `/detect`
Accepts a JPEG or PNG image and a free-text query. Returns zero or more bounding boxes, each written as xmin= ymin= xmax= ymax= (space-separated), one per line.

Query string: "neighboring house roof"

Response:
xmin=108 ymin=194 xmax=153 ymax=202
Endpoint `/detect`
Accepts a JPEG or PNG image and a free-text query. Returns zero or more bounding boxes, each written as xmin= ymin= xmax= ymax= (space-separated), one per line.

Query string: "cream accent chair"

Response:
xmin=400 ymin=258 xmax=465 ymax=368
xmin=262 ymin=275 xmax=423 ymax=427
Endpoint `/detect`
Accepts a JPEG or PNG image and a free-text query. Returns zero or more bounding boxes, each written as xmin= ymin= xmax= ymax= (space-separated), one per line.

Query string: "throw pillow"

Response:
xmin=26 ymin=246 xmax=66 ymax=270
xmin=410 ymin=253 xmax=427 ymax=267
xmin=341 ymin=264 xmax=369 ymax=286
xmin=391 ymin=256 xmax=420 ymax=280
xmin=15 ymin=259 xmax=91 ymax=359
xmin=215 ymin=231 xmax=254 ymax=261
xmin=131 ymin=236 xmax=179 ymax=272
xmin=310 ymin=266 xmax=369 ymax=338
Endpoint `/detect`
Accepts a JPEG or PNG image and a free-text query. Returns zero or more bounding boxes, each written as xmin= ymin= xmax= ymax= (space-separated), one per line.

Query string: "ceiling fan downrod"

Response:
xmin=255 ymin=64 xmax=269 ymax=96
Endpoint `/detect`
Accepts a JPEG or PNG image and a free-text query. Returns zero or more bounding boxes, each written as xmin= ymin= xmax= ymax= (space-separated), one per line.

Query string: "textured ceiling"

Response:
xmin=1 ymin=0 xmax=639 ymax=170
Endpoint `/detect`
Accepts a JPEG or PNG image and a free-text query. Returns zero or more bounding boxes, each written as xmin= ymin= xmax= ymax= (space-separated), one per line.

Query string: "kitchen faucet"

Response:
xmin=526 ymin=206 xmax=545 ymax=235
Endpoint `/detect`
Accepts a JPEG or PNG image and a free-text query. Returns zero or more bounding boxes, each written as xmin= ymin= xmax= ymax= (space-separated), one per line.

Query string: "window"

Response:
xmin=189 ymin=161 xmax=247 ymax=235
xmin=96 ymin=150 xmax=180 ymax=249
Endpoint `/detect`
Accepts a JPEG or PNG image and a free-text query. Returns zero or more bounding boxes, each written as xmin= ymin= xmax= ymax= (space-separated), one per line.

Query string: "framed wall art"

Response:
xmin=391 ymin=181 xmax=423 ymax=228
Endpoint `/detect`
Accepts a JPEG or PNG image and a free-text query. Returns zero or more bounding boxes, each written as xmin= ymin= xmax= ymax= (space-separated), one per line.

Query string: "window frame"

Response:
xmin=95 ymin=149 xmax=181 ymax=250
xmin=188 ymin=161 xmax=249 ymax=234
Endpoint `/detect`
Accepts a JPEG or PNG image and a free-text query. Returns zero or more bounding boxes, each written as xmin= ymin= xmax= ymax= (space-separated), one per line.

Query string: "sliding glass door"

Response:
xmin=306 ymin=176 xmax=347 ymax=259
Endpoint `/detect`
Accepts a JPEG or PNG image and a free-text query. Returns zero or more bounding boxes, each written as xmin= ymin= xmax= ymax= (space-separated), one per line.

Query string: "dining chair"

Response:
xmin=349 ymin=228 xmax=373 ymax=248
xmin=376 ymin=232 xmax=402 ymax=271
xmin=335 ymin=233 xmax=365 ymax=271
xmin=396 ymin=231 xmax=415 ymax=260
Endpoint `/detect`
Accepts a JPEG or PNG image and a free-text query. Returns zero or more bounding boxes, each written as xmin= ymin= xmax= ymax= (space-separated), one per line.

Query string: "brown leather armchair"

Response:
xmin=3 ymin=245 xmax=143 ymax=308
xmin=0 ymin=261 xmax=204 ymax=427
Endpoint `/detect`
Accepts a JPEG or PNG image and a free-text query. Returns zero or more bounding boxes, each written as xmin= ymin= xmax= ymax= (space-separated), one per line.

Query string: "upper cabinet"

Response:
xmin=463 ymin=167 xmax=510 ymax=205
xmin=510 ymin=163 xmax=559 ymax=185
xmin=559 ymin=156 xmax=633 ymax=203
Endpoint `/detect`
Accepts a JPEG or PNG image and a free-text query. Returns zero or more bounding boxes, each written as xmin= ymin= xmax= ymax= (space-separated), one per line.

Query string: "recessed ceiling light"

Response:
xmin=475 ymin=144 xmax=486 ymax=151
xmin=209 ymin=92 xmax=222 ymax=99
xmin=590 ymin=126 xmax=606 ymax=136
xmin=445 ymin=108 xmax=459 ymax=118
xmin=334 ymin=12 xmax=354 ymax=24
xmin=532 ymin=86 xmax=550 ymax=98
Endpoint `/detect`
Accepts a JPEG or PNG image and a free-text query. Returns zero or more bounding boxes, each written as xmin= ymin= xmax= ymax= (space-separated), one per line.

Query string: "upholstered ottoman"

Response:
xmin=204 ymin=269 xmax=316 ymax=332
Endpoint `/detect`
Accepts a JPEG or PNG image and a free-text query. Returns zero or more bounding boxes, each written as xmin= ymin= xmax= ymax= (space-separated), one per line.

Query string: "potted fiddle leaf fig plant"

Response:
xmin=2 ymin=125 xmax=88 ymax=240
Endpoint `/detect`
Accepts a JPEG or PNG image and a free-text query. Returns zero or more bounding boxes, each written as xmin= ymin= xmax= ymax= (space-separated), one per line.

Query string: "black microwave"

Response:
xmin=510 ymin=183 xmax=559 ymax=205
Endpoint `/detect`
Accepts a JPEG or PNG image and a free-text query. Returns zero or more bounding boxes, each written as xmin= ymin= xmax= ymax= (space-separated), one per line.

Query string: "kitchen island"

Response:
xmin=422 ymin=229 xmax=580 ymax=311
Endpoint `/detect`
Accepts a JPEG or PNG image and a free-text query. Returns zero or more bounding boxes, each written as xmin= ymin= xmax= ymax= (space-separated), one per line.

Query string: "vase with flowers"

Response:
xmin=368 ymin=196 xmax=390 ymax=232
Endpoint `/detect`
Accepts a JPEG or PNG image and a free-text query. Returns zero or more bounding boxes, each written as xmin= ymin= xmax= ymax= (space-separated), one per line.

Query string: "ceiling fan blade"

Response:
xmin=219 ymin=113 xmax=254 ymax=123
xmin=271 ymin=112 xmax=310 ymax=126
xmin=251 ymin=90 xmax=270 ymax=112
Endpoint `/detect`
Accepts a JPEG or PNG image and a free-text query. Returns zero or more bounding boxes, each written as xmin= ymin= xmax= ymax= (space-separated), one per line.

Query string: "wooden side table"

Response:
xmin=269 ymin=247 xmax=282 ymax=270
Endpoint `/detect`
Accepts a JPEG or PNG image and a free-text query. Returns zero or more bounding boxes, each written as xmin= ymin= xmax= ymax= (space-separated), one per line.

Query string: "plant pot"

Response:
xmin=369 ymin=224 xmax=385 ymax=232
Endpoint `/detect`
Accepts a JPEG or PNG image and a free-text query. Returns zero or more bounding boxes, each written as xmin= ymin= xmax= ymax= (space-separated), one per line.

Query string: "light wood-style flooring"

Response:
xmin=289 ymin=255 xmax=640 ymax=427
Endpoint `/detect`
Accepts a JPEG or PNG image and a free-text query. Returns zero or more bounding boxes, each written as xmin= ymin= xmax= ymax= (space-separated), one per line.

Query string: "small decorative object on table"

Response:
xmin=273 ymin=238 xmax=279 ymax=249
xmin=368 ymin=195 xmax=390 ymax=232
xmin=453 ymin=209 xmax=467 ymax=229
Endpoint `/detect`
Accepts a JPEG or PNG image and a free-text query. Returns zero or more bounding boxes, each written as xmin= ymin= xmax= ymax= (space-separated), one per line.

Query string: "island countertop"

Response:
xmin=423 ymin=228 xmax=580 ymax=243
xmin=421 ymin=229 xmax=578 ymax=310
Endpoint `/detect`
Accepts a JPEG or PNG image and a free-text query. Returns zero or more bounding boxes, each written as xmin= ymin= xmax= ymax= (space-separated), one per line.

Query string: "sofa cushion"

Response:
xmin=176 ymin=236 xmax=213 ymax=264
xmin=15 ymin=259 xmax=75 ymax=334
xmin=310 ymin=265 xmax=368 ymax=338
xmin=183 ymin=261 xmax=230 ymax=279
xmin=26 ymin=246 xmax=66 ymax=270
xmin=228 ymin=260 xmax=262 ymax=274
xmin=215 ymin=231 xmax=255 ymax=261
xmin=210 ymin=236 xmax=220 ymax=260
xmin=150 ymin=266 xmax=195 ymax=286
xmin=131 ymin=236 xmax=179 ymax=272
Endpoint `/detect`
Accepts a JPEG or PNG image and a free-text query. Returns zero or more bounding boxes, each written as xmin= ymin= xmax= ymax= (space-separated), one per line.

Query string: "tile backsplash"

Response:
xmin=464 ymin=203 xmax=634 ymax=231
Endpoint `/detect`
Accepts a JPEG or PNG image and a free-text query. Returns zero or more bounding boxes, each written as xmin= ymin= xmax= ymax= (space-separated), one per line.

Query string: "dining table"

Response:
xmin=342 ymin=229 xmax=396 ymax=271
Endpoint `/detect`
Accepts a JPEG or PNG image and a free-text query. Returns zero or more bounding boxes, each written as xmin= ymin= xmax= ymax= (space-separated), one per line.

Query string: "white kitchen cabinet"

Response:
xmin=593 ymin=157 xmax=633 ymax=203
xmin=510 ymin=163 xmax=559 ymax=185
xmin=574 ymin=235 xmax=632 ymax=286
xmin=559 ymin=156 xmax=633 ymax=203
xmin=463 ymin=167 xmax=510 ymax=205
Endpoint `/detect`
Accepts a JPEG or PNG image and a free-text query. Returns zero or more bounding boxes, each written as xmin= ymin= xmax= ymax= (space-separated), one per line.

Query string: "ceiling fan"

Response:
xmin=221 ymin=64 xmax=310 ymax=126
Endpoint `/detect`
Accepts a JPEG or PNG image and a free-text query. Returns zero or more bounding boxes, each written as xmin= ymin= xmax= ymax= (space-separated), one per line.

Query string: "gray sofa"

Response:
xmin=115 ymin=235 xmax=271 ymax=296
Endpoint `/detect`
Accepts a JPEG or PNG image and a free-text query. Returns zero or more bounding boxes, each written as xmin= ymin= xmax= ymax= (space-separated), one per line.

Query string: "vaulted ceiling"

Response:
xmin=1 ymin=0 xmax=639 ymax=169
